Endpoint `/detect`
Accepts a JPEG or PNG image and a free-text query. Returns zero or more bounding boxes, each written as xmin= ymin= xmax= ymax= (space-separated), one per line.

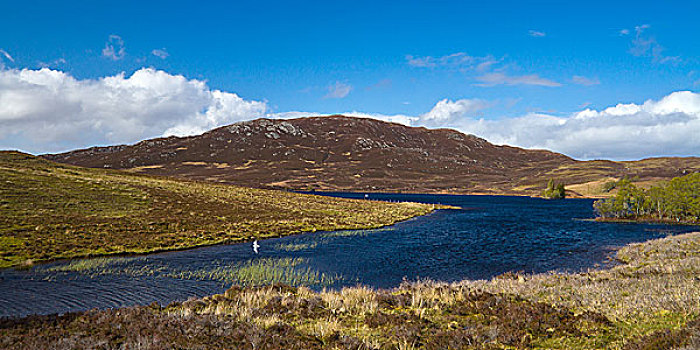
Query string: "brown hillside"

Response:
xmin=43 ymin=115 xmax=700 ymax=196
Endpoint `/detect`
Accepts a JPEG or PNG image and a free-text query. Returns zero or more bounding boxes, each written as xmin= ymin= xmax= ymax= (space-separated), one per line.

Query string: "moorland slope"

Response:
xmin=45 ymin=116 xmax=700 ymax=197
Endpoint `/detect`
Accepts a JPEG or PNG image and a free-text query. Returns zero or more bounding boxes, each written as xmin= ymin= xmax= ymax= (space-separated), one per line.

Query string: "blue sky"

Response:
xmin=1 ymin=0 xmax=699 ymax=159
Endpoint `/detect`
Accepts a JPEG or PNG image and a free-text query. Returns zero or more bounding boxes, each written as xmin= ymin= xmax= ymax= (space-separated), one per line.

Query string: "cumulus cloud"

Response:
xmin=474 ymin=72 xmax=561 ymax=87
xmin=0 ymin=68 xmax=266 ymax=153
xmin=572 ymin=75 xmax=600 ymax=86
xmin=325 ymin=81 xmax=352 ymax=99
xmin=151 ymin=48 xmax=169 ymax=59
xmin=420 ymin=98 xmax=489 ymax=126
xmin=528 ymin=30 xmax=546 ymax=37
xmin=306 ymin=91 xmax=700 ymax=160
xmin=410 ymin=91 xmax=700 ymax=160
xmin=481 ymin=91 xmax=700 ymax=159
xmin=1 ymin=67 xmax=697 ymax=161
xmin=102 ymin=35 xmax=126 ymax=60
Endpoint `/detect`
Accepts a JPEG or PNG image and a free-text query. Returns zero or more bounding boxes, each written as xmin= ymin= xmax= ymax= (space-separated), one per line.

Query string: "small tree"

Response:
xmin=601 ymin=180 xmax=618 ymax=193
xmin=543 ymin=179 xmax=566 ymax=199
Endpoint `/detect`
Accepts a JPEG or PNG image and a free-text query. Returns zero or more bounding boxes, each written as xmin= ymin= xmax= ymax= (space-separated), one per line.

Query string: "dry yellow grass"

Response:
xmin=0 ymin=151 xmax=436 ymax=268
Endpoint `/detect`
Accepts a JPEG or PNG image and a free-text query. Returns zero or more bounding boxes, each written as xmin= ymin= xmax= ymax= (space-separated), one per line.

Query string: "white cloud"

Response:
xmin=629 ymin=24 xmax=679 ymax=64
xmin=38 ymin=58 xmax=67 ymax=69
xmin=405 ymin=52 xmax=477 ymax=68
xmin=420 ymin=98 xmax=489 ymax=126
xmin=366 ymin=78 xmax=391 ymax=90
xmin=325 ymin=81 xmax=352 ymax=99
xmin=528 ymin=30 xmax=546 ymax=37
xmin=151 ymin=48 xmax=169 ymax=59
xmin=0 ymin=49 xmax=14 ymax=63
xmin=572 ymin=75 xmax=600 ymax=86
xmin=0 ymin=68 xmax=266 ymax=153
xmin=342 ymin=111 xmax=418 ymax=126
xmin=102 ymin=35 xmax=126 ymax=61
xmin=407 ymin=91 xmax=700 ymax=160
xmin=1 ymin=67 xmax=697 ymax=161
xmin=619 ymin=29 xmax=630 ymax=36
xmin=0 ymin=49 xmax=14 ymax=69
xmin=405 ymin=53 xmax=504 ymax=72
xmin=297 ymin=91 xmax=700 ymax=160
xmin=474 ymin=72 xmax=561 ymax=87
xmin=406 ymin=52 xmax=559 ymax=88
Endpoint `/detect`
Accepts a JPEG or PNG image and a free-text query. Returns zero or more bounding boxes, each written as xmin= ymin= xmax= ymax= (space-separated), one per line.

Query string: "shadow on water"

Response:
xmin=1 ymin=193 xmax=698 ymax=317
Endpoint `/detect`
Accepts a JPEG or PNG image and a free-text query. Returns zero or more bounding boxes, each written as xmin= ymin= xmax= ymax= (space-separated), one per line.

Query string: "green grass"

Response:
xmin=170 ymin=258 xmax=340 ymax=287
xmin=0 ymin=151 xmax=436 ymax=268
xmin=41 ymin=255 xmax=341 ymax=287
xmin=321 ymin=227 xmax=392 ymax=238
xmin=44 ymin=256 xmax=142 ymax=273
xmin=274 ymin=241 xmax=319 ymax=252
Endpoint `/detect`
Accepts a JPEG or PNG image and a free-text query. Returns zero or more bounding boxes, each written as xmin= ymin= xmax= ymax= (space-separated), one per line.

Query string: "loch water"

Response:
xmin=1 ymin=193 xmax=698 ymax=317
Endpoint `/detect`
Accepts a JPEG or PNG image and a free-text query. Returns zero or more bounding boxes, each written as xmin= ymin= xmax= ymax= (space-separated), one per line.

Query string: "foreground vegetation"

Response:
xmin=2 ymin=231 xmax=698 ymax=349
xmin=0 ymin=151 xmax=435 ymax=268
xmin=594 ymin=173 xmax=700 ymax=223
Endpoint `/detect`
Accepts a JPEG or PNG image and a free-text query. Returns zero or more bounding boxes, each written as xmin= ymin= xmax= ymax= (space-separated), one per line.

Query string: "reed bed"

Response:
xmin=274 ymin=241 xmax=319 ymax=252
xmin=38 ymin=256 xmax=341 ymax=287
xmin=170 ymin=257 xmax=341 ymax=287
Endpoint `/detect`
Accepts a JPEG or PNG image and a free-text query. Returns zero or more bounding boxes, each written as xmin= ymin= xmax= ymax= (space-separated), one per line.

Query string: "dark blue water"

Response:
xmin=1 ymin=193 xmax=698 ymax=317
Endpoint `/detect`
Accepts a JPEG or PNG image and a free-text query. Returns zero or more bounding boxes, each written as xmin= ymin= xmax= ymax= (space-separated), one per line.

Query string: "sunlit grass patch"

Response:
xmin=38 ymin=255 xmax=340 ymax=287
xmin=170 ymin=257 xmax=340 ymax=287
xmin=43 ymin=256 xmax=143 ymax=273
xmin=0 ymin=236 xmax=26 ymax=267
xmin=321 ymin=227 xmax=392 ymax=238
xmin=274 ymin=241 xmax=319 ymax=252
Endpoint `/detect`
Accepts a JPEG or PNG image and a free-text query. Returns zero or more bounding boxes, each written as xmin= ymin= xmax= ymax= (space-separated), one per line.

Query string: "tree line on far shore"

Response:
xmin=593 ymin=173 xmax=700 ymax=223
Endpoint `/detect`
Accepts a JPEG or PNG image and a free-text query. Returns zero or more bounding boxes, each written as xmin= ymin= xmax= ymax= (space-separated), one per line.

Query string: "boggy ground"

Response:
xmin=0 ymin=151 xmax=435 ymax=268
xmin=2 ymin=232 xmax=699 ymax=349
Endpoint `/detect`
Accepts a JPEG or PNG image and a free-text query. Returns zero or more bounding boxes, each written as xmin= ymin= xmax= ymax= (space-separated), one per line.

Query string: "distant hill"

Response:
xmin=44 ymin=115 xmax=700 ymax=197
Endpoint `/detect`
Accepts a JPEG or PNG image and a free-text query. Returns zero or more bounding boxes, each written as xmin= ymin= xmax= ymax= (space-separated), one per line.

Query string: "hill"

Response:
xmin=44 ymin=115 xmax=700 ymax=197
xmin=0 ymin=151 xmax=434 ymax=268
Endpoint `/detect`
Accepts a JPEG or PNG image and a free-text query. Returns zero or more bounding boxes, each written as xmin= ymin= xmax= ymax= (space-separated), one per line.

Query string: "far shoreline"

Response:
xmin=595 ymin=216 xmax=700 ymax=226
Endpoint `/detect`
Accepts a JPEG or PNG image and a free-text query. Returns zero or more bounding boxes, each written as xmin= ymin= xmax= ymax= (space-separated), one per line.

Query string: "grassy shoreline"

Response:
xmin=595 ymin=216 xmax=700 ymax=226
xmin=2 ymin=231 xmax=698 ymax=349
xmin=0 ymin=151 xmax=437 ymax=268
